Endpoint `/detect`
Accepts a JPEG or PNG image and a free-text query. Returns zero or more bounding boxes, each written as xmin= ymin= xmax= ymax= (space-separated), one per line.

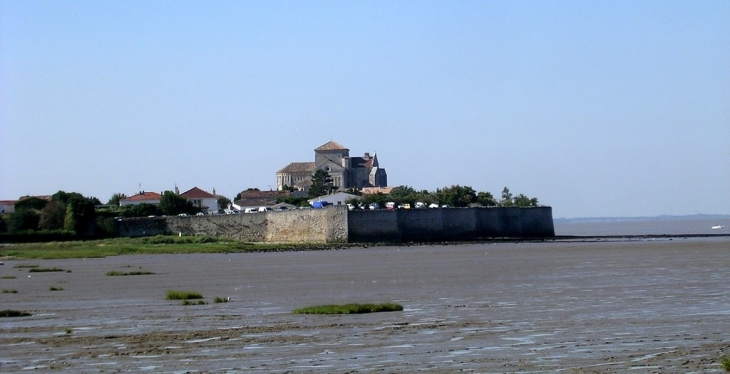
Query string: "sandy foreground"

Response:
xmin=1 ymin=237 xmax=729 ymax=373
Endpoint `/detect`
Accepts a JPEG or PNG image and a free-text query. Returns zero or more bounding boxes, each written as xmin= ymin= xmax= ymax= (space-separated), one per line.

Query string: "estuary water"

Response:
xmin=554 ymin=216 xmax=730 ymax=236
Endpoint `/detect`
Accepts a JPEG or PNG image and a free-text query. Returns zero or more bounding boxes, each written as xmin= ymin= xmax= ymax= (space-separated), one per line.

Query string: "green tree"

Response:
xmin=7 ymin=209 xmax=41 ymax=231
xmin=435 ymin=185 xmax=477 ymax=207
xmin=477 ymin=191 xmax=497 ymax=206
xmin=388 ymin=185 xmax=416 ymax=201
xmin=64 ymin=194 xmax=98 ymax=236
xmin=38 ymin=201 xmax=67 ymax=230
xmin=159 ymin=191 xmax=199 ymax=216
xmin=308 ymin=169 xmax=334 ymax=198
xmin=120 ymin=203 xmax=159 ymax=218
xmin=51 ymin=191 xmax=84 ymax=205
xmin=514 ymin=194 xmax=539 ymax=207
xmin=14 ymin=197 xmax=48 ymax=211
xmin=107 ymin=193 xmax=127 ymax=206
xmin=500 ymin=187 xmax=513 ymax=207
xmin=217 ymin=196 xmax=232 ymax=212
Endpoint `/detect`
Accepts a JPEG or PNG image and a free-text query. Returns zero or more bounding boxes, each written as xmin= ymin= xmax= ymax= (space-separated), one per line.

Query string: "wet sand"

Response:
xmin=1 ymin=237 xmax=730 ymax=373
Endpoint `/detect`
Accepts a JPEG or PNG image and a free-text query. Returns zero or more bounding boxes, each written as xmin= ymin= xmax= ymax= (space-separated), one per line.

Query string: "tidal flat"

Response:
xmin=1 ymin=237 xmax=729 ymax=372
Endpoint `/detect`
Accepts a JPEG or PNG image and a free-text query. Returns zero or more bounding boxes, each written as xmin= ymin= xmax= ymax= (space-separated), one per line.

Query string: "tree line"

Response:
xmin=0 ymin=190 xmax=220 ymax=241
xmin=350 ymin=185 xmax=539 ymax=208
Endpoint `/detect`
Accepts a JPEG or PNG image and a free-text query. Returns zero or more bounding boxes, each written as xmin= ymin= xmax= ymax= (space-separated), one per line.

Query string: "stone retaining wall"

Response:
xmin=117 ymin=206 xmax=554 ymax=243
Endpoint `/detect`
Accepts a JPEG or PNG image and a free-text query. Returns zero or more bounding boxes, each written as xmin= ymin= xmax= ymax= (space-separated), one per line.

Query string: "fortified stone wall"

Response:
xmin=117 ymin=206 xmax=554 ymax=243
xmin=348 ymin=206 xmax=555 ymax=242
xmin=117 ymin=207 xmax=349 ymax=243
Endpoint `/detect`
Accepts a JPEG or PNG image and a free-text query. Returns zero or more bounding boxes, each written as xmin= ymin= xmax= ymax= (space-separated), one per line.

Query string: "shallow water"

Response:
xmin=1 ymin=238 xmax=729 ymax=372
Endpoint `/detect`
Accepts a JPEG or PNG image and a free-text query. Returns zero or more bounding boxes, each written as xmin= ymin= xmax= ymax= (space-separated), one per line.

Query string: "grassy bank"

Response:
xmin=0 ymin=235 xmax=347 ymax=259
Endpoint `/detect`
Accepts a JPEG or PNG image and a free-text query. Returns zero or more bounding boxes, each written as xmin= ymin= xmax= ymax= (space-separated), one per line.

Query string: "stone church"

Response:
xmin=276 ymin=141 xmax=387 ymax=192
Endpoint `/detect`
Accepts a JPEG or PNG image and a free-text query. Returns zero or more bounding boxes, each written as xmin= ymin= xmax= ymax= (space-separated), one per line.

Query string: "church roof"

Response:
xmin=315 ymin=141 xmax=348 ymax=151
xmin=277 ymin=162 xmax=315 ymax=173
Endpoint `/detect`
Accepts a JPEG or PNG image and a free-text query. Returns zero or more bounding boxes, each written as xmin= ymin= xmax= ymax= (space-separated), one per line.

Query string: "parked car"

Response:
xmin=347 ymin=203 xmax=355 ymax=211
xmin=369 ymin=202 xmax=380 ymax=210
xmin=415 ymin=202 xmax=427 ymax=209
xmin=428 ymin=203 xmax=440 ymax=209
xmin=385 ymin=202 xmax=396 ymax=210
xmin=196 ymin=212 xmax=205 ymax=216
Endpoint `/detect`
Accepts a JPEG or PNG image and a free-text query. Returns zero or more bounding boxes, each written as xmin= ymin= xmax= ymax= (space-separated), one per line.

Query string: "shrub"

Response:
xmin=0 ymin=309 xmax=32 ymax=317
xmin=165 ymin=290 xmax=203 ymax=300
xmin=213 ymin=296 xmax=229 ymax=303
xmin=0 ymin=230 xmax=77 ymax=243
xmin=106 ymin=270 xmax=155 ymax=276
xmin=180 ymin=300 xmax=207 ymax=306
xmin=293 ymin=303 xmax=404 ymax=315
xmin=29 ymin=267 xmax=66 ymax=273
xmin=721 ymin=356 xmax=730 ymax=371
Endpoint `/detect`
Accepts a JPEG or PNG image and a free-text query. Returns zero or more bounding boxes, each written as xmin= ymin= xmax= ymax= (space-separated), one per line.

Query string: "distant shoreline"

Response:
xmin=554 ymin=213 xmax=730 ymax=223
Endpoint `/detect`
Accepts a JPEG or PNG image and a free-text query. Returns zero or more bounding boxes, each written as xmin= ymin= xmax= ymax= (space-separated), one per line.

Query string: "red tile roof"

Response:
xmin=180 ymin=187 xmax=216 ymax=199
xmin=122 ymin=192 xmax=162 ymax=201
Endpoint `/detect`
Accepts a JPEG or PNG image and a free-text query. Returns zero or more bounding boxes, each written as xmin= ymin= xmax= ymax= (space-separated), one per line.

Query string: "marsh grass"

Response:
xmin=213 ymin=296 xmax=229 ymax=303
xmin=49 ymin=286 xmax=64 ymax=291
xmin=0 ymin=235 xmax=346 ymax=259
xmin=1 ymin=276 xmax=17 ymax=279
xmin=0 ymin=309 xmax=32 ymax=317
xmin=106 ymin=270 xmax=155 ymax=276
xmin=180 ymin=300 xmax=207 ymax=305
xmin=2 ymin=289 xmax=18 ymax=293
xmin=65 ymin=328 xmax=73 ymax=334
xmin=165 ymin=290 xmax=203 ymax=300
xmin=293 ymin=303 xmax=404 ymax=315
xmin=721 ymin=356 xmax=730 ymax=371
xmin=29 ymin=267 xmax=66 ymax=273
xmin=14 ymin=264 xmax=39 ymax=268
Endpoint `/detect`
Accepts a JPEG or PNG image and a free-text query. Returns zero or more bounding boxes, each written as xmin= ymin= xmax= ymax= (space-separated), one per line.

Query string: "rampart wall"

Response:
xmin=117 ymin=206 xmax=554 ymax=243
xmin=348 ymin=206 xmax=554 ymax=242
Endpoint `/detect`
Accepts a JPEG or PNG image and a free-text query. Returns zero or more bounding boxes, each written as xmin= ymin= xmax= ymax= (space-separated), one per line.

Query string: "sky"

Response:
xmin=1 ymin=1 xmax=728 ymax=218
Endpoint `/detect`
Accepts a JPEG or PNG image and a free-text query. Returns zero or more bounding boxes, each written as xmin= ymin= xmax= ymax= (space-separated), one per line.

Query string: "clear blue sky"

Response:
xmin=1 ymin=1 xmax=728 ymax=218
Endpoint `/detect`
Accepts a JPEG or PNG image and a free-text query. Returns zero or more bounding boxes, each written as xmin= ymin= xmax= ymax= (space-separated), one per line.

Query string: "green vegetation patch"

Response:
xmin=293 ymin=302 xmax=404 ymax=315
xmin=2 ymin=289 xmax=18 ymax=293
xmin=1 ymin=276 xmax=17 ymax=279
xmin=29 ymin=267 xmax=66 ymax=273
xmin=213 ymin=296 xmax=229 ymax=303
xmin=180 ymin=300 xmax=207 ymax=306
xmin=0 ymin=235 xmax=347 ymax=260
xmin=166 ymin=290 xmax=203 ymax=300
xmin=14 ymin=264 xmax=39 ymax=269
xmin=49 ymin=286 xmax=64 ymax=291
xmin=0 ymin=309 xmax=32 ymax=317
xmin=721 ymin=356 xmax=730 ymax=371
xmin=106 ymin=270 xmax=155 ymax=276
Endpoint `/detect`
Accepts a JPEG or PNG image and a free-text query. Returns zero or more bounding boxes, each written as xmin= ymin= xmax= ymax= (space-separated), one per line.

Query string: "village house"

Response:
xmin=119 ymin=191 xmax=162 ymax=206
xmin=179 ymin=187 xmax=219 ymax=213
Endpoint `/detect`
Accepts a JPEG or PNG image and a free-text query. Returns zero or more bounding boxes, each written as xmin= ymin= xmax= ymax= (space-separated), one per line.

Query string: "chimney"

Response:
xmin=363 ymin=152 xmax=370 ymax=160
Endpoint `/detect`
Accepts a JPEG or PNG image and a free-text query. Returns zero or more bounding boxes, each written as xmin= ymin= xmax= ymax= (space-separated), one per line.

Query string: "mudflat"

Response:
xmin=1 ymin=238 xmax=729 ymax=373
